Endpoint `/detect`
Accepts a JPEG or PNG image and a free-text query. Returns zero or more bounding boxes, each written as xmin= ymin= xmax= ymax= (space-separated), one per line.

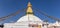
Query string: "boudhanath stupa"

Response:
xmin=2 ymin=2 xmax=60 ymax=28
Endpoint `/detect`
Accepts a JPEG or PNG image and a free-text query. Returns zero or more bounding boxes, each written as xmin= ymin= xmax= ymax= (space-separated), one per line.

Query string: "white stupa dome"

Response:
xmin=17 ymin=14 xmax=43 ymax=22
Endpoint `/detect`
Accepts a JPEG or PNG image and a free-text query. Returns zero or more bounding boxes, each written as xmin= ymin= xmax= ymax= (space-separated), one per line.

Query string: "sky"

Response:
xmin=0 ymin=0 xmax=60 ymax=24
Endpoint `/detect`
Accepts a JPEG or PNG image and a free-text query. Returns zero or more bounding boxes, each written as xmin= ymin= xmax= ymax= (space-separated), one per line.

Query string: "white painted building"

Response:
xmin=4 ymin=2 xmax=45 ymax=28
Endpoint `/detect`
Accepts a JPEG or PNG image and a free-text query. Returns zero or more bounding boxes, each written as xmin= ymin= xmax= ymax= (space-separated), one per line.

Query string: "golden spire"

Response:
xmin=26 ymin=2 xmax=33 ymax=14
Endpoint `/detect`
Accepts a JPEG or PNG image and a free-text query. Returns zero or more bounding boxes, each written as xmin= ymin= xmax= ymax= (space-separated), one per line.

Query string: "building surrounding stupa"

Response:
xmin=1 ymin=2 xmax=60 ymax=28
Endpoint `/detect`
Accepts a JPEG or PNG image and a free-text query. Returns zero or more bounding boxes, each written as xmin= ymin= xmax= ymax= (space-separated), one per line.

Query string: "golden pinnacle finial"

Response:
xmin=28 ymin=2 xmax=32 ymax=7
xmin=26 ymin=2 xmax=33 ymax=14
